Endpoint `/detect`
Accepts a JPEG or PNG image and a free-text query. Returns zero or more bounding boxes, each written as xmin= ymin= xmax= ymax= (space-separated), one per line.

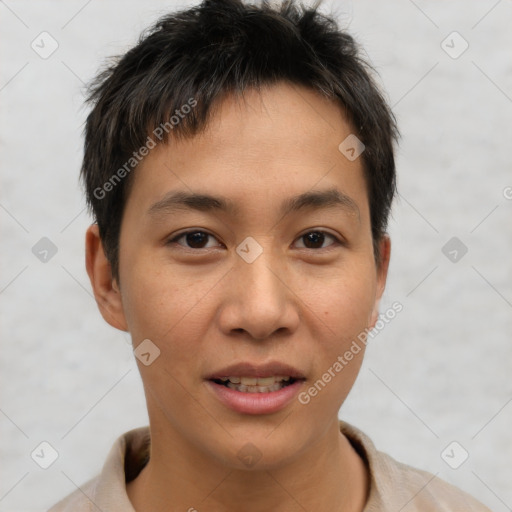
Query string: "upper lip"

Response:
xmin=206 ymin=361 xmax=305 ymax=380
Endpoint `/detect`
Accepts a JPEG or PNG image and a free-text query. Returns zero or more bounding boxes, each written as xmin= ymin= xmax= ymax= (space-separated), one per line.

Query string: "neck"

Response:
xmin=127 ymin=419 xmax=369 ymax=512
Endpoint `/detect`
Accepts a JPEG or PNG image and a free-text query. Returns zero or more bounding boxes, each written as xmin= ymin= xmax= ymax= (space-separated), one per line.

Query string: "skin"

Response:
xmin=86 ymin=82 xmax=391 ymax=512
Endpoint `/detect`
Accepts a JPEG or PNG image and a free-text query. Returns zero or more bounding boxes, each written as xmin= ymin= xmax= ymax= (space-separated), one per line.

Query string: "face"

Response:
xmin=88 ymin=82 xmax=390 ymax=470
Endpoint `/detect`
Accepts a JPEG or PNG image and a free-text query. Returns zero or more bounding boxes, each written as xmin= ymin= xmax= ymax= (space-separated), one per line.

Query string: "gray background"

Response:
xmin=1 ymin=0 xmax=511 ymax=510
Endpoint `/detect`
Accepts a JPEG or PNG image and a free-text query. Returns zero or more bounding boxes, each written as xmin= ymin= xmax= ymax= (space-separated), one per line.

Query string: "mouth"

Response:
xmin=205 ymin=362 xmax=306 ymax=415
xmin=211 ymin=375 xmax=299 ymax=393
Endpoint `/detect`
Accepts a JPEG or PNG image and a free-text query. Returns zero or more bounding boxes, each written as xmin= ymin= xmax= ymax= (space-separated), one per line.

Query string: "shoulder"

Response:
xmin=370 ymin=449 xmax=492 ymax=511
xmin=47 ymin=426 xmax=149 ymax=512
xmin=339 ymin=421 xmax=492 ymax=512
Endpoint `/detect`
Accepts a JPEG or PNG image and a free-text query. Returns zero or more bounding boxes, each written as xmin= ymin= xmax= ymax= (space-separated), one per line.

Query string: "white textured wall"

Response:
xmin=1 ymin=1 xmax=511 ymax=510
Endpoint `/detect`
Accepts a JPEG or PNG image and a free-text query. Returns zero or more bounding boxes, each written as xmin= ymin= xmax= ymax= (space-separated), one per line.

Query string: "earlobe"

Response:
xmin=85 ymin=224 xmax=128 ymax=332
xmin=369 ymin=235 xmax=391 ymax=329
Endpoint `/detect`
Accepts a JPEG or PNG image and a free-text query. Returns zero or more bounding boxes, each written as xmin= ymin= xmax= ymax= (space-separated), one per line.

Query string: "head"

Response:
xmin=85 ymin=0 xmax=398 ymax=470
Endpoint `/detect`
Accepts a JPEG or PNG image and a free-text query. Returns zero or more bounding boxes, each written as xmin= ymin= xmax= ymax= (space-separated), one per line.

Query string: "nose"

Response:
xmin=217 ymin=248 xmax=300 ymax=341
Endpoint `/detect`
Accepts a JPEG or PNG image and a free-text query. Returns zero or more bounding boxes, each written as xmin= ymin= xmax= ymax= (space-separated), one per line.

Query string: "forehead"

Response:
xmin=172 ymin=83 xmax=354 ymax=165
xmin=124 ymin=82 xmax=368 ymax=219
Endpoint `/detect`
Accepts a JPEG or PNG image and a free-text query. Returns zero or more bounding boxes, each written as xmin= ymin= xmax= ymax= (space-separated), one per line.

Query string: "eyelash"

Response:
xmin=167 ymin=229 xmax=343 ymax=251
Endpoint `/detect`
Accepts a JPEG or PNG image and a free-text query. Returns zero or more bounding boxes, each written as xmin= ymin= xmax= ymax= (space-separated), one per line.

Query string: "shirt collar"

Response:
xmin=90 ymin=421 xmax=384 ymax=510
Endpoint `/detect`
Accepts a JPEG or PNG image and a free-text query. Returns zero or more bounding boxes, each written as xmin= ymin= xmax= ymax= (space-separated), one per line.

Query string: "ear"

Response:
xmin=369 ymin=235 xmax=391 ymax=329
xmin=85 ymin=224 xmax=128 ymax=332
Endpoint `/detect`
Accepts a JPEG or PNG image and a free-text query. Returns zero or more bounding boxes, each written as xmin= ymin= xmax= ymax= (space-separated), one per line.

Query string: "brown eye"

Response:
xmin=184 ymin=232 xmax=209 ymax=248
xmin=295 ymin=231 xmax=339 ymax=249
xmin=168 ymin=230 xmax=221 ymax=249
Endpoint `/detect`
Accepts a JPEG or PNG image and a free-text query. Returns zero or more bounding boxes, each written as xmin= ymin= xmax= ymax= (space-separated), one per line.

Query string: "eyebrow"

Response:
xmin=147 ymin=187 xmax=360 ymax=220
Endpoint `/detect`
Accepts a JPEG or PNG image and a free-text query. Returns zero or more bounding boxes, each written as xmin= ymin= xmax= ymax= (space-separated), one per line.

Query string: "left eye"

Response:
xmin=294 ymin=231 xmax=340 ymax=249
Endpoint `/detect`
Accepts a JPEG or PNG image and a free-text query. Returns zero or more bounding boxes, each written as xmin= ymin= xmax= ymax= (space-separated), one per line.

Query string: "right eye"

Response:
xmin=167 ymin=230 xmax=223 ymax=250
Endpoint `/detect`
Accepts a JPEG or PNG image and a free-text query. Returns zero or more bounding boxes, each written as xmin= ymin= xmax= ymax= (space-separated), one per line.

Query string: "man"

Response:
xmin=50 ymin=0 xmax=491 ymax=510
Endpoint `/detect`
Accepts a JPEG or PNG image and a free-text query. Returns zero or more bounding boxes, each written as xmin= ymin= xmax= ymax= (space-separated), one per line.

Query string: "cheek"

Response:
xmin=120 ymin=272 xmax=170 ymax=341
xmin=120 ymin=257 xmax=223 ymax=380
xmin=305 ymin=260 xmax=378 ymax=334
xmin=122 ymin=266 xmax=210 ymax=398
xmin=301 ymin=260 xmax=377 ymax=393
xmin=297 ymin=282 xmax=373 ymax=416
xmin=120 ymin=250 xmax=201 ymax=338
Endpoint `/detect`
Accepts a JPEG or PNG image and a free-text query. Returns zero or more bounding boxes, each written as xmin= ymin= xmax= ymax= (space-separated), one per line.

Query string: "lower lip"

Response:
xmin=206 ymin=380 xmax=304 ymax=415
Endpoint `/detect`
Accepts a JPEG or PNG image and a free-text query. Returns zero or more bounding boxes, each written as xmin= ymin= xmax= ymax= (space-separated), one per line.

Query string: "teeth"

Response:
xmin=226 ymin=381 xmax=287 ymax=393
xmin=254 ymin=377 xmax=275 ymax=387
xmin=218 ymin=376 xmax=292 ymax=386
xmin=215 ymin=375 xmax=296 ymax=393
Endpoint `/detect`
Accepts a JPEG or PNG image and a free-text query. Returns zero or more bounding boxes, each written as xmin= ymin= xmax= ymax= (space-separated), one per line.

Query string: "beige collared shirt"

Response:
xmin=49 ymin=421 xmax=491 ymax=511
